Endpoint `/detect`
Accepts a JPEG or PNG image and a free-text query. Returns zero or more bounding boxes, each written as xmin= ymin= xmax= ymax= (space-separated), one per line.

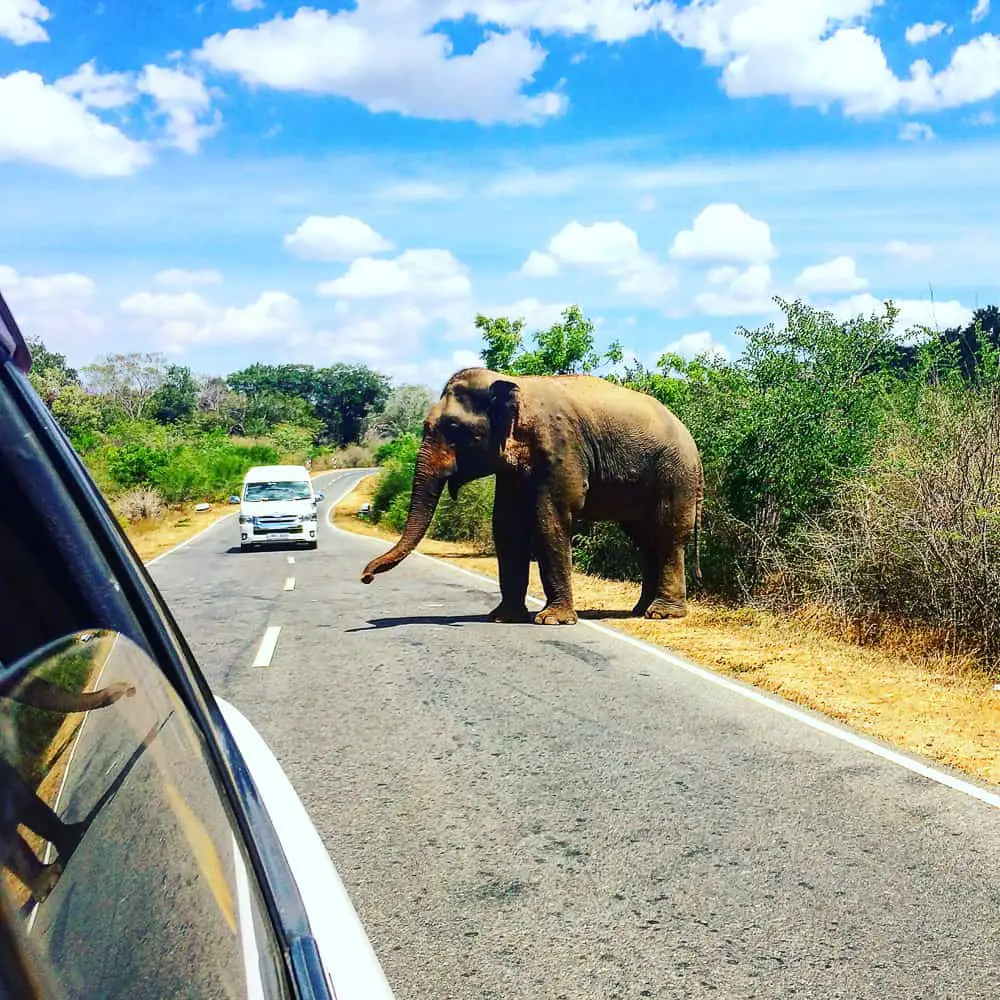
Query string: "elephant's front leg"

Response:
xmin=488 ymin=480 xmax=532 ymax=623
xmin=531 ymin=492 xmax=577 ymax=625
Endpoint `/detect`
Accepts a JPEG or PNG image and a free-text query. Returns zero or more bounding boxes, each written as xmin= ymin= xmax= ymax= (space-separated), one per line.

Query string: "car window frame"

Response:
xmin=0 ymin=349 xmax=335 ymax=1000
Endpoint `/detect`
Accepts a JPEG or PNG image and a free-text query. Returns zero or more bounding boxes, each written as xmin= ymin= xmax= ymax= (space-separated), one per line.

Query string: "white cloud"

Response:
xmin=972 ymin=1 xmax=990 ymax=25
xmin=481 ymin=296 xmax=569 ymax=332
xmin=153 ymin=268 xmax=223 ymax=288
xmin=0 ymin=264 xmax=103 ymax=352
xmin=669 ymin=203 xmax=776 ymax=264
xmin=0 ymin=0 xmax=49 ymax=44
xmin=548 ymin=220 xmax=640 ymax=268
xmin=120 ymin=286 xmax=306 ymax=351
xmin=0 ymin=71 xmax=151 ymax=176
xmin=794 ymin=255 xmax=868 ymax=294
xmin=829 ymin=293 xmax=973 ymax=337
xmin=905 ymin=22 xmax=951 ymax=45
xmin=884 ymin=240 xmax=934 ymax=263
xmin=695 ymin=264 xmax=776 ymax=316
xmin=54 ymin=61 xmax=135 ymax=109
xmin=196 ymin=6 xmax=566 ymax=125
xmin=137 ymin=65 xmax=221 ymax=154
xmin=541 ymin=219 xmax=677 ymax=303
xmin=284 ymin=216 xmax=394 ymax=263
xmin=904 ymin=35 xmax=1000 ymax=112
xmin=486 ymin=168 xmax=584 ymax=197
xmin=520 ymin=250 xmax=559 ymax=277
xmin=231 ymin=0 xmax=263 ymax=10
xmin=120 ymin=290 xmax=215 ymax=323
xmin=662 ymin=330 xmax=732 ymax=361
xmin=317 ymin=249 xmax=471 ymax=301
xmin=899 ymin=121 xmax=935 ymax=141
xmin=658 ymin=1 xmax=1000 ymax=118
xmin=971 ymin=108 xmax=997 ymax=125
xmin=379 ymin=180 xmax=459 ymax=202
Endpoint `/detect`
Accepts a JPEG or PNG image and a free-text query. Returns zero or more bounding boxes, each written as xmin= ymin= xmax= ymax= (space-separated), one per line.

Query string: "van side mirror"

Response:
xmin=315 ymin=492 xmax=325 ymax=502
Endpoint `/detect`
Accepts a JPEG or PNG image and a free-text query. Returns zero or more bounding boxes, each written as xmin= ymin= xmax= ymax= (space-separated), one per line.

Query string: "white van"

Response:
xmin=232 ymin=464 xmax=325 ymax=551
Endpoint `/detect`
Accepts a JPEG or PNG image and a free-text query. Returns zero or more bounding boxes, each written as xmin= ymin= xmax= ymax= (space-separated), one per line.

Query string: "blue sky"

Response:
xmin=2 ymin=0 xmax=1000 ymax=387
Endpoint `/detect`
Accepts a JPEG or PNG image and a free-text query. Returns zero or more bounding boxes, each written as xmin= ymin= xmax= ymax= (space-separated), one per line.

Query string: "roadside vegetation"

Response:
xmin=25 ymin=338 xmax=433 ymax=548
xmin=360 ymin=299 xmax=1000 ymax=681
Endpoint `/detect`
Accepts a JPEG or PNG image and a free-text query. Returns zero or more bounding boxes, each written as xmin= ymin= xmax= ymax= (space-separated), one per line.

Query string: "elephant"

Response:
xmin=360 ymin=367 xmax=703 ymax=626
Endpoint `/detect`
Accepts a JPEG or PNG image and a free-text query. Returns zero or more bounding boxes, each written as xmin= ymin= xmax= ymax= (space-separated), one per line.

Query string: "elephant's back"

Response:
xmin=541 ymin=375 xmax=695 ymax=444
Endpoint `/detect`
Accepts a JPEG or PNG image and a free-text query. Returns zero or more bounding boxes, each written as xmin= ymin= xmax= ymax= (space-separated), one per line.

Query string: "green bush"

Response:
xmin=430 ymin=479 xmax=495 ymax=551
xmin=154 ymin=440 xmax=279 ymax=503
xmin=571 ymin=522 xmax=640 ymax=581
xmin=382 ymin=491 xmax=413 ymax=533
xmin=107 ymin=442 xmax=170 ymax=488
xmin=374 ymin=433 xmax=420 ymax=466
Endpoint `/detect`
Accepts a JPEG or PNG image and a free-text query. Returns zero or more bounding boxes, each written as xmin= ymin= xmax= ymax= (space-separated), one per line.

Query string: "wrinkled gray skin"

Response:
xmin=361 ymin=367 xmax=703 ymax=626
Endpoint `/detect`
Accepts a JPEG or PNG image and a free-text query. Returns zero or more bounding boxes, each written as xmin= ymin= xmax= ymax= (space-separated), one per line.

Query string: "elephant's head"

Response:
xmin=361 ymin=367 xmax=528 ymax=583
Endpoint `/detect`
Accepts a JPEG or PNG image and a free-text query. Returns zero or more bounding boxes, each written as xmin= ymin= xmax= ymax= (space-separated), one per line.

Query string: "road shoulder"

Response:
xmin=334 ymin=473 xmax=1000 ymax=789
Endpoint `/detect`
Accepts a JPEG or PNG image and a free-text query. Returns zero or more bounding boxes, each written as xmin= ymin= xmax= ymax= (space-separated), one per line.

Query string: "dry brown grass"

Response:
xmin=336 ymin=475 xmax=1000 ymax=787
xmin=123 ymin=505 xmax=233 ymax=563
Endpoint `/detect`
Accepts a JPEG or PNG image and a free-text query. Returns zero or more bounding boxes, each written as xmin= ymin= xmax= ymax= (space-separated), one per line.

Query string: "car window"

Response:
xmin=1 ymin=630 xmax=291 ymax=1000
xmin=0 ymin=361 xmax=293 ymax=999
xmin=244 ymin=482 xmax=312 ymax=502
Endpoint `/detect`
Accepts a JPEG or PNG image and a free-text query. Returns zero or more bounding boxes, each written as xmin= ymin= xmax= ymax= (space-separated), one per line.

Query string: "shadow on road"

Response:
xmin=345 ymin=614 xmax=492 ymax=632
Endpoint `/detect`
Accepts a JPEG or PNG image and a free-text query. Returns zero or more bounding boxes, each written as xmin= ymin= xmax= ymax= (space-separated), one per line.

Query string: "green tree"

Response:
xmin=149 ymin=364 xmax=199 ymax=424
xmin=227 ymin=362 xmax=390 ymax=444
xmin=82 ymin=352 xmax=167 ymax=421
xmin=476 ymin=305 xmax=616 ymax=376
xmin=364 ymin=384 xmax=435 ymax=440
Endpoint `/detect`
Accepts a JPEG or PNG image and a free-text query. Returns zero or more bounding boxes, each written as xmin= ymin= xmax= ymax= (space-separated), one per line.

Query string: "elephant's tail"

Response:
xmin=692 ymin=459 xmax=704 ymax=591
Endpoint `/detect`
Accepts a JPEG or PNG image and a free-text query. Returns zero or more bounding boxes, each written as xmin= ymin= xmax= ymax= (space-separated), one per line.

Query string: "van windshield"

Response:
xmin=244 ymin=482 xmax=312 ymax=502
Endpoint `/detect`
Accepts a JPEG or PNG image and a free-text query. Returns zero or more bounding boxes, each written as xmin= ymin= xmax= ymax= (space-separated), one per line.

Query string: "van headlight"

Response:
xmin=239 ymin=514 xmax=253 ymax=524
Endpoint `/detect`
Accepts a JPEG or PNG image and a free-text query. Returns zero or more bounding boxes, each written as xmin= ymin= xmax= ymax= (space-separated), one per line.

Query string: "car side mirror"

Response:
xmin=228 ymin=496 xmax=240 ymax=504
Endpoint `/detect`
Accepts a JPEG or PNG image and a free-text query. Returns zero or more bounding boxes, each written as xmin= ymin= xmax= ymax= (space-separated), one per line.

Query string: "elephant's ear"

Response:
xmin=489 ymin=379 xmax=532 ymax=472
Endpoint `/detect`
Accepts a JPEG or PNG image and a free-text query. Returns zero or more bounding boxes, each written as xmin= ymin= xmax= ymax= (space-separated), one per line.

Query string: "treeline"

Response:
xmin=26 ymin=340 xmax=434 ymax=522
xmin=367 ymin=301 xmax=1000 ymax=671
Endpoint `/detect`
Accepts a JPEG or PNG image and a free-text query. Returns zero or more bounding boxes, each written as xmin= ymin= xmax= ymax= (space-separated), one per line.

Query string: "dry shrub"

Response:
xmin=798 ymin=390 xmax=1000 ymax=670
xmin=318 ymin=443 xmax=377 ymax=469
xmin=115 ymin=487 xmax=166 ymax=523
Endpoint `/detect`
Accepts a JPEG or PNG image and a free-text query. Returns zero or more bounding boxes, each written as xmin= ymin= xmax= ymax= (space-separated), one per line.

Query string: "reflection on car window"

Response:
xmin=244 ymin=482 xmax=312 ymax=502
xmin=0 ymin=630 xmax=291 ymax=1000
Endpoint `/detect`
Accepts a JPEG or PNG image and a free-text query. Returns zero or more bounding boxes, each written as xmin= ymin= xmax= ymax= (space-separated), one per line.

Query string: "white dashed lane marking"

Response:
xmin=284 ymin=577 xmax=295 ymax=592
xmin=252 ymin=626 xmax=282 ymax=668
xmin=287 ymin=556 xmax=295 ymax=565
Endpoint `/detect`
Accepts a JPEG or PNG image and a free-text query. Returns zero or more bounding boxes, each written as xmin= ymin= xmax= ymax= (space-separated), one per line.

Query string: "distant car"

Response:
xmin=0 ymin=289 xmax=394 ymax=1000
xmin=234 ymin=464 xmax=325 ymax=551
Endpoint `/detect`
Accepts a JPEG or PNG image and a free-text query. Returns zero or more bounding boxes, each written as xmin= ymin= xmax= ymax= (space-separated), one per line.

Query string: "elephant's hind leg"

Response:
xmin=620 ymin=522 xmax=659 ymax=617
xmin=644 ymin=540 xmax=689 ymax=619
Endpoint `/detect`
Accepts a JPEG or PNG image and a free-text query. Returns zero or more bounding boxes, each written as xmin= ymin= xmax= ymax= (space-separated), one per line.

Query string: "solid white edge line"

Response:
xmin=327 ymin=481 xmax=1000 ymax=811
xmin=284 ymin=577 xmax=295 ymax=592
xmin=146 ymin=512 xmax=235 ymax=567
xmin=252 ymin=626 xmax=281 ymax=668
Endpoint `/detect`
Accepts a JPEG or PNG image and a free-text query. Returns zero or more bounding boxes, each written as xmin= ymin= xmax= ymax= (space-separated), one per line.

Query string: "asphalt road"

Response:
xmin=150 ymin=468 xmax=1000 ymax=1000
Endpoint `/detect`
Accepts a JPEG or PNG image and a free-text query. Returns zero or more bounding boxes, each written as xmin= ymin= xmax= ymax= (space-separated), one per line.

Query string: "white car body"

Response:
xmin=238 ymin=464 xmax=321 ymax=549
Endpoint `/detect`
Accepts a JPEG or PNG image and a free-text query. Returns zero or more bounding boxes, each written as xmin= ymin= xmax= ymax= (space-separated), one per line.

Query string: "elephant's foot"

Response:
xmin=644 ymin=598 xmax=688 ymax=620
xmin=29 ymin=862 xmax=63 ymax=904
xmin=534 ymin=604 xmax=578 ymax=626
xmin=488 ymin=602 xmax=532 ymax=624
xmin=630 ymin=597 xmax=654 ymax=617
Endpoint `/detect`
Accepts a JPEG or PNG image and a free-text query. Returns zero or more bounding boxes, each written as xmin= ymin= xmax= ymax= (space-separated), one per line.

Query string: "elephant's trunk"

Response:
xmin=361 ymin=437 xmax=454 ymax=583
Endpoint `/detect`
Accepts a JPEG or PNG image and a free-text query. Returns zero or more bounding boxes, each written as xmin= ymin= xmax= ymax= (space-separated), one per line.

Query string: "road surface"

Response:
xmin=150 ymin=468 xmax=1000 ymax=1000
